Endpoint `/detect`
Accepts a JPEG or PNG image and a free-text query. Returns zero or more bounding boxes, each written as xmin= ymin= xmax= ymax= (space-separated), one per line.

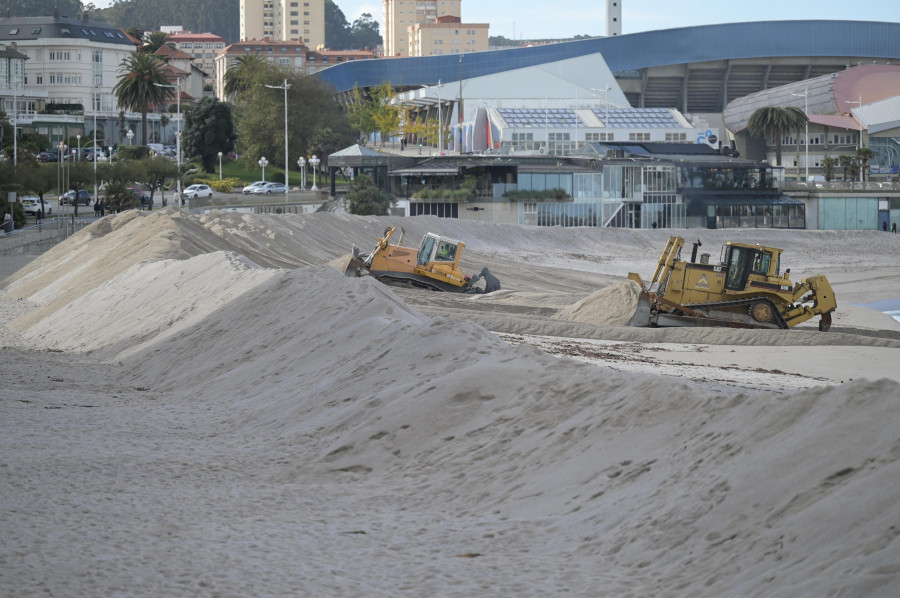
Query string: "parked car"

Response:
xmin=59 ymin=190 xmax=92 ymax=205
xmin=242 ymin=181 xmax=267 ymax=194
xmin=182 ymin=184 xmax=213 ymax=199
xmin=251 ymin=182 xmax=287 ymax=195
xmin=38 ymin=151 xmax=59 ymax=163
xmin=21 ymin=197 xmax=53 ymax=216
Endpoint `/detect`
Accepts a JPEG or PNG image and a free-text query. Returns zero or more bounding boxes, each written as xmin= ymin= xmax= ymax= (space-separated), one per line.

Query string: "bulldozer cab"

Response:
xmin=417 ymin=233 xmax=459 ymax=266
xmin=721 ymin=243 xmax=782 ymax=291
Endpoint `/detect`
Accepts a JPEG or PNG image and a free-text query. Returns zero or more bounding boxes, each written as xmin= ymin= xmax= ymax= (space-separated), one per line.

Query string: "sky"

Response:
xmin=336 ymin=0 xmax=898 ymax=40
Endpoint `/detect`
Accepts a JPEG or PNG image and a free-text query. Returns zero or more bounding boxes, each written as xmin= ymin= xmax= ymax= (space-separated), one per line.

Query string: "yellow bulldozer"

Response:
xmin=345 ymin=226 xmax=501 ymax=293
xmin=627 ymin=236 xmax=837 ymax=331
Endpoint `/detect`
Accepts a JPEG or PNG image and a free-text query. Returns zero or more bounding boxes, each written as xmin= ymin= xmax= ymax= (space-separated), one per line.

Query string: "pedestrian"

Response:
xmin=883 ymin=221 xmax=888 ymax=232
xmin=94 ymin=200 xmax=101 ymax=217
xmin=893 ymin=222 xmax=897 ymax=234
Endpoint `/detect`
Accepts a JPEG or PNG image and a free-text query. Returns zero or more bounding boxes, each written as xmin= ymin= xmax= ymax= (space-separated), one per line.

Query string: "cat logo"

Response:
xmin=695 ymin=273 xmax=710 ymax=289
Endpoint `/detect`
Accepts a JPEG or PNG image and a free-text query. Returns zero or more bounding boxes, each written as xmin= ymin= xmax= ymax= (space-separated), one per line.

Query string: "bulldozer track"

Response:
xmin=684 ymin=297 xmax=789 ymax=329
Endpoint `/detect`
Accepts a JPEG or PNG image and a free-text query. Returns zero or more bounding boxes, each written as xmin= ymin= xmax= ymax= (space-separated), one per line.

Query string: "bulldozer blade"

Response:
xmin=344 ymin=255 xmax=370 ymax=278
xmin=480 ymin=267 xmax=501 ymax=293
xmin=628 ymin=291 xmax=653 ymax=327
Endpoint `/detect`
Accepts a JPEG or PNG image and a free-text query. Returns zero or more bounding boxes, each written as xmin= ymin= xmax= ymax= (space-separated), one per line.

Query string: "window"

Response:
xmin=629 ymin=132 xmax=650 ymax=141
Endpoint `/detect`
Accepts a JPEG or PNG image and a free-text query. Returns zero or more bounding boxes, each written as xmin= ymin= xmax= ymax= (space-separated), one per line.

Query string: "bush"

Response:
xmin=204 ymin=178 xmax=240 ymax=193
xmin=345 ymin=174 xmax=394 ymax=215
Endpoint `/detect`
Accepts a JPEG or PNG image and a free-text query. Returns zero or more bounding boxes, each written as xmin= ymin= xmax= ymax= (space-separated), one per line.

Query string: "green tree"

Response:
xmin=307 ymin=126 xmax=354 ymax=165
xmin=139 ymin=156 xmax=179 ymax=205
xmin=182 ymin=97 xmax=236 ymax=173
xmin=857 ymin=147 xmax=875 ymax=182
xmin=233 ymin=62 xmax=350 ymax=172
xmin=349 ymin=13 xmax=380 ymax=50
xmin=223 ymin=54 xmax=267 ymax=100
xmin=344 ymin=174 xmax=393 ymax=215
xmin=104 ymin=181 xmax=140 ymax=213
xmin=143 ymin=31 xmax=171 ymax=53
xmin=66 ymin=162 xmax=97 ymax=217
xmin=113 ymin=53 xmax=169 ymax=147
xmin=370 ymin=81 xmax=400 ymax=148
xmin=838 ymin=154 xmax=859 ymax=181
xmin=19 ymin=164 xmax=58 ymax=217
xmin=6 ymin=0 xmax=82 ymax=17
xmin=347 ymin=84 xmax=376 ymax=143
xmin=747 ymin=106 xmax=808 ymax=167
xmin=822 ymin=157 xmax=837 ymax=182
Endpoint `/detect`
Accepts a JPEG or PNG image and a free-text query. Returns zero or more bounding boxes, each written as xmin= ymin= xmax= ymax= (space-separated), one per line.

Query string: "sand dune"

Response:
xmin=2 ymin=209 xmax=900 ymax=597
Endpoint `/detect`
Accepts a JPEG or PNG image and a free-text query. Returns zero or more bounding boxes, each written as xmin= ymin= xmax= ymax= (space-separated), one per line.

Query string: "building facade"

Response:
xmin=161 ymin=28 xmax=225 ymax=87
xmin=0 ymin=14 xmax=144 ymax=148
xmin=382 ymin=0 xmax=461 ymax=57
xmin=214 ymin=39 xmax=375 ymax=99
xmin=240 ymin=0 xmax=325 ymax=48
xmin=408 ymin=17 xmax=488 ymax=57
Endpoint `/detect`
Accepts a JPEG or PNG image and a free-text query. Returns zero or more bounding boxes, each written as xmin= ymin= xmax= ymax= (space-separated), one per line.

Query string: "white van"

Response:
xmin=147 ymin=143 xmax=164 ymax=155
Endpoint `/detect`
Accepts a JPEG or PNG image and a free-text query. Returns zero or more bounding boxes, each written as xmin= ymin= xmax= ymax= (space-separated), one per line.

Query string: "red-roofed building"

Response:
xmin=159 ymin=28 xmax=225 ymax=88
xmin=725 ymin=64 xmax=900 ymax=182
xmin=214 ymin=38 xmax=376 ymax=99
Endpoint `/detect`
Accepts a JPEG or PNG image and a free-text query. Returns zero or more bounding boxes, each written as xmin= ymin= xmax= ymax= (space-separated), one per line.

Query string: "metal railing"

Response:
xmin=781 ymin=181 xmax=900 ymax=192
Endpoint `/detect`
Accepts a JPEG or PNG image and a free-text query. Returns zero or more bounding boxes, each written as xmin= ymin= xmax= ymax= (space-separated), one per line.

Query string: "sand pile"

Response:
xmin=3 ymin=211 xmax=900 ymax=597
xmin=554 ymin=280 xmax=642 ymax=326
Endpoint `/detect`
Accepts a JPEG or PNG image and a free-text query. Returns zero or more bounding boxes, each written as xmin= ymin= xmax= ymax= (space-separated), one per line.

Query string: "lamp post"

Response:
xmin=309 ymin=155 xmax=320 ymax=191
xmin=126 ymin=129 xmax=134 ymax=145
xmin=218 ymin=151 xmax=223 ymax=180
xmin=259 ymin=157 xmax=268 ymax=181
xmin=436 ymin=79 xmax=443 ymax=152
xmin=791 ymin=87 xmax=809 ymax=182
xmin=153 ymin=78 xmax=182 ymax=204
xmin=296 ymin=156 xmax=306 ymax=191
xmin=11 ymin=74 xmax=17 ymax=168
xmin=76 ymin=134 xmax=81 ymax=161
xmin=57 ymin=140 xmax=65 ymax=197
xmin=264 ymin=79 xmax=291 ymax=199
xmin=93 ymin=84 xmax=99 ymax=206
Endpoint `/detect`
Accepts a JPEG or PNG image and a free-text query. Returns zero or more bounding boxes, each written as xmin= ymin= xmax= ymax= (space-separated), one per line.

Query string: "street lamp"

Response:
xmin=264 ymin=79 xmax=291 ymax=199
xmin=76 ymin=134 xmax=81 ymax=161
xmin=92 ymin=84 xmax=99 ymax=205
xmin=259 ymin=157 xmax=268 ymax=181
xmin=791 ymin=87 xmax=809 ymax=182
xmin=218 ymin=151 xmax=223 ymax=180
xmin=126 ymin=129 xmax=134 ymax=145
xmin=153 ymin=78 xmax=183 ymax=204
xmin=296 ymin=156 xmax=306 ymax=191
xmin=309 ymin=155 xmax=320 ymax=191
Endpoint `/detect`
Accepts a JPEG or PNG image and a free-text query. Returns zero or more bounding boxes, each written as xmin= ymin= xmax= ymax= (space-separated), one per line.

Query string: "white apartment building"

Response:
xmin=0 ymin=13 xmax=145 ymax=148
xmin=240 ymin=0 xmax=325 ymax=48
xmin=383 ymin=0 xmax=461 ymax=57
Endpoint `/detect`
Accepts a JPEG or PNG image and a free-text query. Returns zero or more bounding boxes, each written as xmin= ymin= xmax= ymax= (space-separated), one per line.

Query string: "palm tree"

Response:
xmin=143 ymin=31 xmax=171 ymax=54
xmin=113 ymin=53 xmax=170 ymax=146
xmin=747 ymin=106 xmax=808 ymax=167
xmin=857 ymin=147 xmax=875 ymax=182
xmin=223 ymin=54 xmax=267 ymax=100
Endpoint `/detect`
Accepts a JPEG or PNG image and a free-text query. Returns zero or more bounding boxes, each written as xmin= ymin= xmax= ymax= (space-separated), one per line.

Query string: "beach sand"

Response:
xmin=2 ymin=210 xmax=899 ymax=597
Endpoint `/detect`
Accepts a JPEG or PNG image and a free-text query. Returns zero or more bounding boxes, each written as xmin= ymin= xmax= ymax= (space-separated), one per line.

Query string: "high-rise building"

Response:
xmin=607 ymin=0 xmax=622 ymax=37
xmin=408 ymin=16 xmax=488 ymax=56
xmin=383 ymin=0 xmax=461 ymax=57
xmin=241 ymin=0 xmax=325 ymax=48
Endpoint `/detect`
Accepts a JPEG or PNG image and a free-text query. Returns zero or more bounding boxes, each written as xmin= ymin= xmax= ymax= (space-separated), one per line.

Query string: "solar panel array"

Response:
xmin=593 ymin=107 xmax=680 ymax=128
xmin=498 ymin=108 xmax=581 ymax=128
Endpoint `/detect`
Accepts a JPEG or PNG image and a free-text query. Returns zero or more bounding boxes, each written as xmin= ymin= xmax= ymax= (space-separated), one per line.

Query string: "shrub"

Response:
xmin=503 ymin=188 xmax=571 ymax=201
